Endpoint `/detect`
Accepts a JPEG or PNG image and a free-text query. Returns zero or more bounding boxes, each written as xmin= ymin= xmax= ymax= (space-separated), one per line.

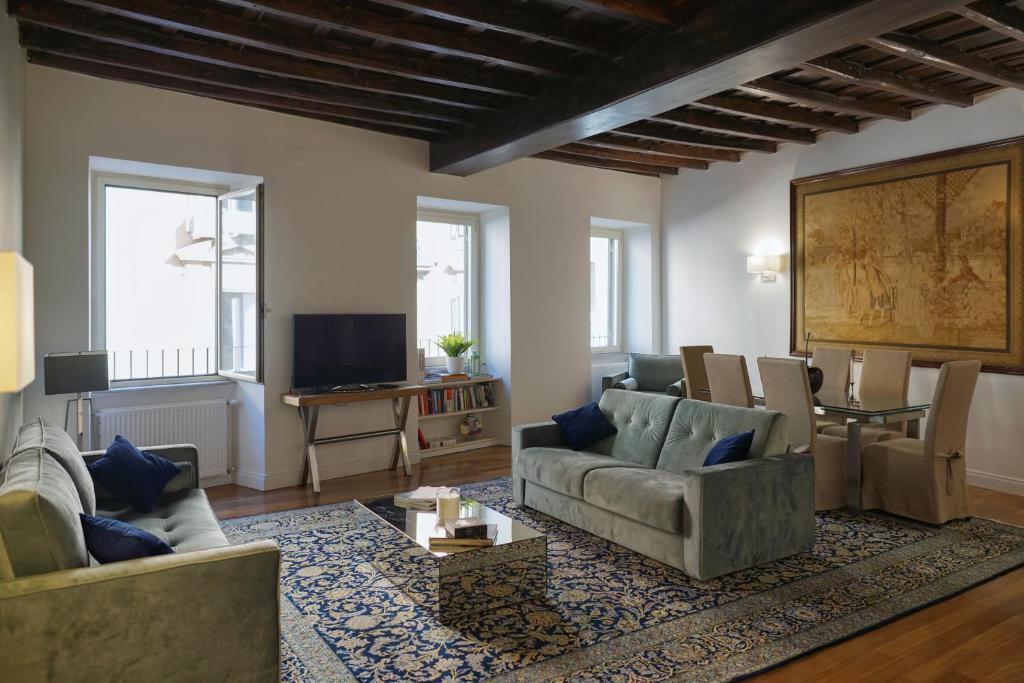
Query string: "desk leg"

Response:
xmin=390 ymin=396 xmax=412 ymax=476
xmin=298 ymin=406 xmax=321 ymax=494
xmin=845 ymin=422 xmax=862 ymax=513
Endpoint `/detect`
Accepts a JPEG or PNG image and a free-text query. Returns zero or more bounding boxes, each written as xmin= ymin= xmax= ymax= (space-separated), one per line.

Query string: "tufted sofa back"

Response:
xmin=592 ymin=389 xmax=679 ymax=467
xmin=655 ymin=399 xmax=790 ymax=475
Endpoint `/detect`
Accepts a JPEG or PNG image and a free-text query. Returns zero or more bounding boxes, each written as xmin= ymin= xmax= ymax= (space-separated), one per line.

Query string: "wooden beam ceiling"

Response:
xmin=558 ymin=142 xmax=710 ymax=170
xmin=694 ymin=94 xmax=861 ymax=133
xmin=957 ymin=1 xmax=1024 ymax=43
xmin=738 ymin=76 xmax=913 ymax=121
xmin=585 ymin=133 xmax=743 ymax=162
xmin=534 ymin=149 xmax=679 ymax=176
xmin=429 ymin=0 xmax=966 ymax=175
xmin=868 ymin=31 xmax=1024 ymax=90
xmin=802 ymin=55 xmax=975 ymax=107
xmin=650 ymin=108 xmax=817 ymax=143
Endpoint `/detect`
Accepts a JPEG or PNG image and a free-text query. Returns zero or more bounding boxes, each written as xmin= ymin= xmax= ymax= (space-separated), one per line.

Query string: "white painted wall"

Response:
xmin=663 ymin=88 xmax=1024 ymax=495
xmin=22 ymin=65 xmax=660 ymax=489
xmin=0 ymin=16 xmax=24 ymax=452
xmin=480 ymin=207 xmax=512 ymax=444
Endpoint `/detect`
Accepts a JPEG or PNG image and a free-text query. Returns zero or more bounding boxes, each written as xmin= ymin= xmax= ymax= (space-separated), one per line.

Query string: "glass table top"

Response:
xmin=359 ymin=495 xmax=544 ymax=556
xmin=751 ymin=387 xmax=930 ymax=417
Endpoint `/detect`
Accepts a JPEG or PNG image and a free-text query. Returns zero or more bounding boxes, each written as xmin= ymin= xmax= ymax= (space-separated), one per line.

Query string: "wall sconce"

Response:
xmin=746 ymin=254 xmax=782 ymax=282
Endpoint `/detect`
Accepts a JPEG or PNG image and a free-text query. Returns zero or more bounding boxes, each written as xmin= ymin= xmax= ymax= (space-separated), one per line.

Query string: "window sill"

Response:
xmin=103 ymin=378 xmax=236 ymax=393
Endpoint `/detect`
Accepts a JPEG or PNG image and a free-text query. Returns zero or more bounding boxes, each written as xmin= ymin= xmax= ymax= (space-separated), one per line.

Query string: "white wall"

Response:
xmin=22 ymin=65 xmax=660 ymax=489
xmin=480 ymin=207 xmax=512 ymax=443
xmin=663 ymin=88 xmax=1024 ymax=495
xmin=0 ymin=16 xmax=24 ymax=452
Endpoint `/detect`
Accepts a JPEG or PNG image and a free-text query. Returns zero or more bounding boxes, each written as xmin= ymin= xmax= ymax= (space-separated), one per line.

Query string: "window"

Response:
xmin=416 ymin=212 xmax=478 ymax=363
xmin=93 ymin=175 xmax=263 ymax=384
xmin=590 ymin=229 xmax=623 ymax=352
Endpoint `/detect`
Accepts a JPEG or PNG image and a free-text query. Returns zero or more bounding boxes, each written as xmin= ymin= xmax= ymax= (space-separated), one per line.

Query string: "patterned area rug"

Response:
xmin=220 ymin=478 xmax=1024 ymax=682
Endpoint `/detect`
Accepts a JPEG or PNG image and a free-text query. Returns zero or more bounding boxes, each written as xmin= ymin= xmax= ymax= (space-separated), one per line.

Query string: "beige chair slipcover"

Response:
xmin=680 ymin=345 xmax=714 ymax=402
xmin=860 ymin=360 xmax=981 ymax=524
xmin=825 ymin=348 xmax=913 ymax=440
xmin=705 ymin=353 xmax=754 ymax=408
xmin=811 ymin=346 xmax=854 ymax=433
xmin=759 ymin=357 xmax=847 ymax=511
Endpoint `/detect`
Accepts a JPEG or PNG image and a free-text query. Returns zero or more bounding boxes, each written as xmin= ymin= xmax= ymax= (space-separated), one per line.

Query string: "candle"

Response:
xmin=436 ymin=487 xmax=461 ymax=523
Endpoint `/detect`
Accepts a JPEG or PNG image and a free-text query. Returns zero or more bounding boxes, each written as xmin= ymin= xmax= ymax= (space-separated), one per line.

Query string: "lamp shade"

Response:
xmin=746 ymin=254 xmax=782 ymax=273
xmin=44 ymin=351 xmax=110 ymax=395
xmin=0 ymin=251 xmax=35 ymax=393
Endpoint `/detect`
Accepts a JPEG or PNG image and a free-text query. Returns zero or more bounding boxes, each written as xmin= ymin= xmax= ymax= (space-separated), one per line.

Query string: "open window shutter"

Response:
xmin=217 ymin=184 xmax=264 ymax=382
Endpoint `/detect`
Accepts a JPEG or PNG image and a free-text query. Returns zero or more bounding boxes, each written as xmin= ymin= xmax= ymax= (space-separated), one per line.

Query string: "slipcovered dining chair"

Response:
xmin=705 ymin=353 xmax=754 ymax=408
xmin=860 ymin=360 xmax=981 ymax=524
xmin=680 ymin=345 xmax=714 ymax=402
xmin=822 ymin=348 xmax=912 ymax=442
xmin=759 ymin=357 xmax=847 ymax=511
xmin=811 ymin=346 xmax=854 ymax=432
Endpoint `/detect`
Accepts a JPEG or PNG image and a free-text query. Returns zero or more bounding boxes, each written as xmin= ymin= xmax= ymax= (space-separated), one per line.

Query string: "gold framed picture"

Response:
xmin=791 ymin=138 xmax=1024 ymax=373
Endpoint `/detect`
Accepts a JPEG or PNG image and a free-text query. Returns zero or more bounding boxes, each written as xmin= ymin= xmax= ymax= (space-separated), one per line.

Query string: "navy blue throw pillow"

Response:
xmin=703 ymin=430 xmax=755 ymax=467
xmin=552 ymin=402 xmax=618 ymax=450
xmin=87 ymin=435 xmax=181 ymax=512
xmin=80 ymin=514 xmax=175 ymax=564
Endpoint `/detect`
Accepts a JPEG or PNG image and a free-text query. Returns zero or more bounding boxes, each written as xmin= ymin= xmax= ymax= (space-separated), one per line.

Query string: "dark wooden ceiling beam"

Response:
xmin=548 ymin=1 xmax=680 ymax=26
xmin=54 ymin=0 xmax=537 ymax=95
xmin=559 ymin=142 xmax=709 ymax=169
xmin=695 ymin=94 xmax=860 ymax=133
xmin=352 ymin=0 xmax=618 ymax=55
xmin=803 ymin=55 xmax=975 ymax=107
xmin=11 ymin=0 xmax=501 ymax=110
xmin=586 ymin=133 xmax=742 ymax=162
xmin=868 ymin=31 xmax=1024 ymax=90
xmin=651 ymin=108 xmax=816 ymax=143
xmin=739 ymin=77 xmax=913 ymax=121
xmin=27 ymin=50 xmax=457 ymax=134
xmin=957 ymin=1 xmax=1024 ymax=43
xmin=216 ymin=0 xmax=575 ymax=76
xmin=534 ymin=149 xmax=677 ymax=176
xmin=430 ymin=0 xmax=963 ymax=174
xmin=617 ymin=121 xmax=778 ymax=153
xmin=20 ymin=27 xmax=466 ymax=123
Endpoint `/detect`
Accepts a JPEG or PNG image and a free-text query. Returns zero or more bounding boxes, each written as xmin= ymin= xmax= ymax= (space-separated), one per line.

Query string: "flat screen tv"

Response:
xmin=292 ymin=314 xmax=407 ymax=390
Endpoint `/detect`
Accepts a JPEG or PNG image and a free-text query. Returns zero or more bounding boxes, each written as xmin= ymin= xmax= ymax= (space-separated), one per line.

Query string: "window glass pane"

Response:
xmin=105 ymin=186 xmax=217 ymax=380
xmin=417 ymin=219 xmax=470 ymax=358
xmin=590 ymin=234 xmax=619 ymax=349
xmin=219 ymin=188 xmax=260 ymax=379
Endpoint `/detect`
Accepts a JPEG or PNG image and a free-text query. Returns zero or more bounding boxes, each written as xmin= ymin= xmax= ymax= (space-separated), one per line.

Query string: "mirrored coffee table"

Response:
xmin=354 ymin=496 xmax=547 ymax=623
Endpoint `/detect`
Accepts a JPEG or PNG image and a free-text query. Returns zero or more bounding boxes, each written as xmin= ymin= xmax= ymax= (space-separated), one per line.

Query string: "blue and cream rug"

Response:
xmin=221 ymin=478 xmax=1024 ymax=682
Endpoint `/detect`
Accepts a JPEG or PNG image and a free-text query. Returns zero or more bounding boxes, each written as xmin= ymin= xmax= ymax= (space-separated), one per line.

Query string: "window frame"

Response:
xmin=90 ymin=172 xmax=263 ymax=387
xmin=416 ymin=210 xmax=481 ymax=368
xmin=589 ymin=227 xmax=625 ymax=355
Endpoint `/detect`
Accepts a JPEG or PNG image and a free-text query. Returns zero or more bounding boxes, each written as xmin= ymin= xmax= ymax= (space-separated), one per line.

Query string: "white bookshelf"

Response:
xmin=417 ymin=376 xmax=502 ymax=458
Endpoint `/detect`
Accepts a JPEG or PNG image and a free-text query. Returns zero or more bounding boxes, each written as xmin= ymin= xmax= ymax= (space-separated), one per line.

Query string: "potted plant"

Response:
xmin=437 ymin=333 xmax=476 ymax=374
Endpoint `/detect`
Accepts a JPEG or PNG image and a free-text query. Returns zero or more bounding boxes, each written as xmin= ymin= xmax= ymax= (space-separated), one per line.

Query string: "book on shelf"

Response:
xmin=444 ymin=518 xmax=497 ymax=539
xmin=418 ymin=382 xmax=496 ymax=417
xmin=394 ymin=486 xmax=443 ymax=510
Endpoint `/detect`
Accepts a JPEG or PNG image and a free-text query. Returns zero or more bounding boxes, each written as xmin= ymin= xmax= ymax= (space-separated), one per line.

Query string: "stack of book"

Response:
xmin=428 ymin=517 xmax=498 ymax=552
xmin=393 ymin=486 xmax=442 ymax=511
xmin=418 ymin=382 xmax=495 ymax=416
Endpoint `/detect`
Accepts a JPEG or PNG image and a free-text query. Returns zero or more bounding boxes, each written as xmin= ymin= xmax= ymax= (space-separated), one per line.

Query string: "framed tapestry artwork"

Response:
xmin=791 ymin=138 xmax=1024 ymax=373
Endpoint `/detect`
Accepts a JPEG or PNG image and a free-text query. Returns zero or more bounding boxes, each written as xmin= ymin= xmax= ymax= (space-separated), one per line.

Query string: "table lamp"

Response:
xmin=44 ymin=351 xmax=109 ymax=449
xmin=0 ymin=251 xmax=35 ymax=393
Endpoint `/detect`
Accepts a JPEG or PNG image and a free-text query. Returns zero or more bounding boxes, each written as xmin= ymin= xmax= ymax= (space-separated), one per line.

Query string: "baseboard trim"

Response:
xmin=967 ymin=469 xmax=1024 ymax=497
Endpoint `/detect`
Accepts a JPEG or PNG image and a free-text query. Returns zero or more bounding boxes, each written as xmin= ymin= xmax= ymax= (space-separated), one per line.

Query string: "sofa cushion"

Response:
xmin=657 ymin=400 xmax=789 ymax=475
xmin=703 ymin=430 xmax=754 ymax=467
xmin=0 ymin=450 xmax=89 ymax=579
xmin=583 ymin=467 xmax=688 ymax=533
xmin=628 ymin=353 xmax=684 ymax=392
xmin=552 ymin=402 xmax=618 ymax=450
xmin=515 ymin=447 xmax=646 ymax=499
xmin=99 ymin=488 xmax=229 ymax=553
xmin=79 ymin=513 xmax=176 ymax=563
xmin=10 ymin=417 xmax=96 ymax=515
xmin=88 ymin=436 xmax=181 ymax=513
xmin=94 ymin=461 xmax=196 ymax=503
xmin=591 ymin=389 xmax=679 ymax=468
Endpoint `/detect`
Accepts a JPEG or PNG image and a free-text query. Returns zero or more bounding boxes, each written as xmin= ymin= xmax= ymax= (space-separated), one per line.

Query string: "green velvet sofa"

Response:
xmin=0 ymin=418 xmax=280 ymax=682
xmin=513 ymin=390 xmax=814 ymax=580
xmin=602 ymin=352 xmax=685 ymax=396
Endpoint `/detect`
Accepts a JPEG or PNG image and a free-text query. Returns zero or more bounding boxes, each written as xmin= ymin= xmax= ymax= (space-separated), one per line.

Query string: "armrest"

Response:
xmin=601 ymin=371 xmax=629 ymax=391
xmin=83 ymin=444 xmax=200 ymax=489
xmin=666 ymin=379 xmax=684 ymax=397
xmin=512 ymin=421 xmax=565 ymax=454
xmin=682 ymin=453 xmax=814 ymax=580
xmin=0 ymin=540 xmax=280 ymax=682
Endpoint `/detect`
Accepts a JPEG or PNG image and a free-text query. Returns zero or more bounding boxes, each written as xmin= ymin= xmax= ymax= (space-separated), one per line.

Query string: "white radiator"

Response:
xmin=94 ymin=400 xmax=232 ymax=480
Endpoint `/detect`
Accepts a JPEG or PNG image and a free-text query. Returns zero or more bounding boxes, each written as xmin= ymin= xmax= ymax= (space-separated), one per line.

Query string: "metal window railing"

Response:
xmin=109 ymin=346 xmax=247 ymax=381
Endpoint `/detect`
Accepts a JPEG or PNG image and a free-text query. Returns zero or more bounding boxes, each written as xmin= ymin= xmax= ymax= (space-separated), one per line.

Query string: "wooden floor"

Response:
xmin=207 ymin=447 xmax=1024 ymax=682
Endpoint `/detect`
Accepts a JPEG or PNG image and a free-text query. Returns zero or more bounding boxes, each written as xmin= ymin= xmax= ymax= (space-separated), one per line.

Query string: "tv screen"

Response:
xmin=292 ymin=314 xmax=407 ymax=390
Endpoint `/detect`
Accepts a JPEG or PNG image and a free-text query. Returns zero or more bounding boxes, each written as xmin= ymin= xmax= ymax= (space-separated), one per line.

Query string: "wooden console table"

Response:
xmin=281 ymin=385 xmax=427 ymax=493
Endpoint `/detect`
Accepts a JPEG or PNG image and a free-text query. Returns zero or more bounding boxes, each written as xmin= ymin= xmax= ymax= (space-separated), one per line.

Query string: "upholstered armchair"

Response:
xmin=602 ymin=353 xmax=684 ymax=396
xmin=759 ymin=357 xmax=847 ymax=511
xmin=860 ymin=360 xmax=982 ymax=524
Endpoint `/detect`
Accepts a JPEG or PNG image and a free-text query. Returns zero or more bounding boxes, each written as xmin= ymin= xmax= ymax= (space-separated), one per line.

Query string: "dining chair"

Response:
xmin=823 ymin=348 xmax=913 ymax=441
xmin=860 ymin=360 xmax=982 ymax=524
xmin=758 ymin=357 xmax=847 ymax=511
xmin=704 ymin=353 xmax=754 ymax=408
xmin=680 ymin=345 xmax=714 ymax=401
xmin=811 ymin=346 xmax=854 ymax=433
